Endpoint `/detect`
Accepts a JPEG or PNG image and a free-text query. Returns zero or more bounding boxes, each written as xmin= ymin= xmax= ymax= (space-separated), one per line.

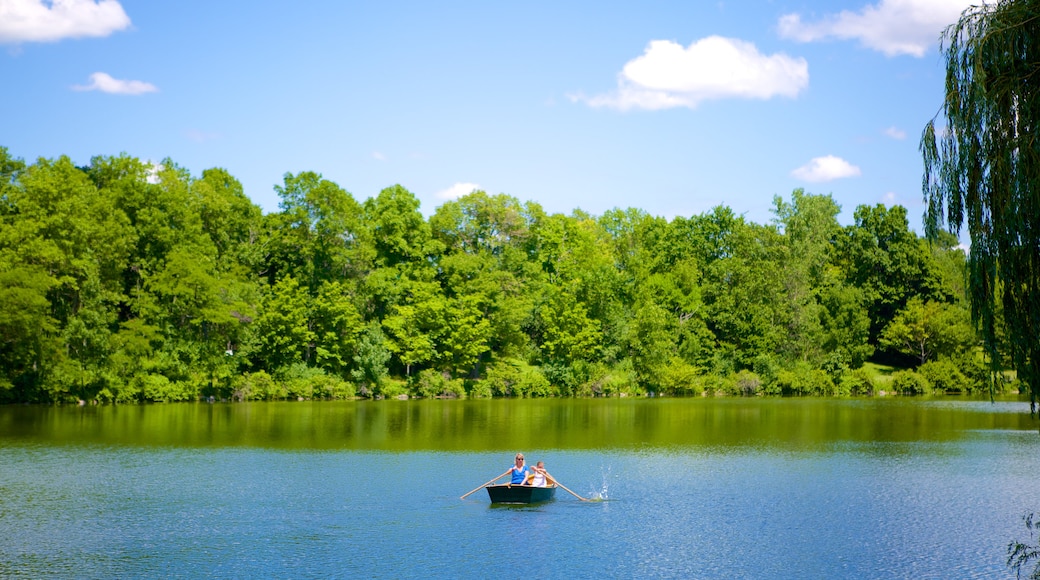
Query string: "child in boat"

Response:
xmin=527 ymin=461 xmax=548 ymax=487
xmin=509 ymin=453 xmax=529 ymax=485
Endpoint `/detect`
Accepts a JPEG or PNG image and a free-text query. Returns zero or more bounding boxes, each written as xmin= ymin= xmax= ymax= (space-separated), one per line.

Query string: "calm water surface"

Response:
xmin=1 ymin=397 xmax=1037 ymax=578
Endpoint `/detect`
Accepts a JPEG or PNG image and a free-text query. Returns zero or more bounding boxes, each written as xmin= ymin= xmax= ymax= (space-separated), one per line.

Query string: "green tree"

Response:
xmin=772 ymin=190 xmax=843 ymax=365
xmin=250 ymin=276 xmax=314 ymax=371
xmin=879 ymin=297 xmax=974 ymax=365
xmin=194 ymin=167 xmax=264 ymax=269
xmin=146 ymin=248 xmax=254 ymax=394
xmin=835 ymin=204 xmax=946 ymax=344
xmin=352 ymin=321 xmax=390 ymax=395
xmin=429 ymin=190 xmax=531 ymax=256
xmin=625 ymin=300 xmax=675 ymax=390
xmin=819 ymin=284 xmax=874 ymax=367
xmin=365 ymin=184 xmax=437 ymax=268
xmin=0 ymin=266 xmax=59 ymax=400
xmin=2 ymin=155 xmax=135 ymax=400
xmin=701 ymin=220 xmax=787 ymax=368
xmin=266 ymin=171 xmax=369 ymax=291
xmin=537 ymin=281 xmax=603 ymax=365
xmin=921 ymin=0 xmax=1040 ymax=408
xmin=381 ymin=279 xmax=444 ymax=376
xmin=430 ymin=192 xmax=543 ymax=366
xmin=310 ymin=281 xmax=363 ymax=377
xmin=439 ymin=294 xmax=492 ymax=376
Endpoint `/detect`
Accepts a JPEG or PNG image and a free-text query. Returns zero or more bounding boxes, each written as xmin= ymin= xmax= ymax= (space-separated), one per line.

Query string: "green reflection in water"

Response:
xmin=0 ymin=397 xmax=1035 ymax=451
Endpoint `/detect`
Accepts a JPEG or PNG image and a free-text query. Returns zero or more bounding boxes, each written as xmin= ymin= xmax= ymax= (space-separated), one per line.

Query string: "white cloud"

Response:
xmin=436 ymin=182 xmax=480 ymax=200
xmin=570 ymin=36 xmax=808 ymax=111
xmin=72 ymin=72 xmax=157 ymax=95
xmin=777 ymin=0 xmax=975 ymax=57
xmin=145 ymin=161 xmax=162 ymax=184
xmin=791 ymin=155 xmax=862 ymax=182
xmin=185 ymin=129 xmax=220 ymax=143
xmin=884 ymin=126 xmax=907 ymax=140
xmin=372 ymin=151 xmax=387 ymax=161
xmin=0 ymin=0 xmax=130 ymax=44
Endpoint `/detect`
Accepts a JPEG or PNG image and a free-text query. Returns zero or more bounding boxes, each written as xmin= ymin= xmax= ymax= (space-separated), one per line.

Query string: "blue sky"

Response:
xmin=1 ymin=0 xmax=971 ymax=233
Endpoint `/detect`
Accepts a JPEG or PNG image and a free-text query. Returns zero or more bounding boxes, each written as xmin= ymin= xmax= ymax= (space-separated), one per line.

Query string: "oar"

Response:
xmin=544 ymin=472 xmax=588 ymax=501
xmin=460 ymin=469 xmax=511 ymax=500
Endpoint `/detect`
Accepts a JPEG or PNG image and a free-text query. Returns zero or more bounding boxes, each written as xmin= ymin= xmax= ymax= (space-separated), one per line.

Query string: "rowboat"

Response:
xmin=485 ymin=484 xmax=557 ymax=504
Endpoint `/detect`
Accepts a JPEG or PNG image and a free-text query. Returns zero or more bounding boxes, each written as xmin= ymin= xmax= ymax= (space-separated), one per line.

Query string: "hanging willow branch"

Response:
xmin=921 ymin=0 xmax=1040 ymax=414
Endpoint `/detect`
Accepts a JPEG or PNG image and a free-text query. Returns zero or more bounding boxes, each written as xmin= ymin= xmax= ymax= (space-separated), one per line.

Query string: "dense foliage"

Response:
xmin=921 ymin=0 xmax=1040 ymax=410
xmin=0 ymin=147 xmax=1015 ymax=403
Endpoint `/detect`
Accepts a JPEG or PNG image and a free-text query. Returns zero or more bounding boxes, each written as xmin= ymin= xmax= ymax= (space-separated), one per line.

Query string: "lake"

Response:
xmin=1 ymin=397 xmax=1038 ymax=578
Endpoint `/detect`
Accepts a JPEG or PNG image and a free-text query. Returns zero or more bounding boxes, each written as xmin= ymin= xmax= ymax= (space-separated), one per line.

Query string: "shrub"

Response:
xmin=947 ymin=350 xmax=993 ymax=393
xmin=467 ymin=380 xmax=493 ymax=399
xmin=734 ymin=370 xmax=762 ymax=396
xmin=486 ymin=359 xmax=556 ymax=398
xmin=410 ymin=369 xmax=465 ymax=399
xmin=310 ymin=375 xmax=356 ymax=400
xmin=140 ymin=374 xmax=196 ymax=402
xmin=918 ymin=359 xmax=971 ymax=394
xmin=710 ymin=350 xmax=736 ymax=377
xmin=658 ymin=359 xmax=704 ymax=396
xmin=840 ymin=368 xmax=875 ymax=396
xmin=539 ymin=361 xmax=576 ymax=395
xmin=268 ymin=364 xmax=356 ymax=400
xmin=703 ymin=373 xmax=737 ymax=396
xmin=377 ymin=378 xmax=409 ymax=399
xmin=278 ymin=363 xmax=325 ymax=399
xmin=752 ymin=354 xmax=780 ymax=383
xmin=807 ymin=369 xmax=837 ymax=396
xmin=98 ymin=375 xmax=141 ymax=403
xmin=575 ymin=361 xmax=638 ymax=397
xmin=233 ymin=371 xmax=282 ymax=401
xmin=891 ymin=370 xmax=931 ymax=395
xmin=821 ymin=352 xmax=851 ymax=383
xmin=775 ymin=364 xmax=836 ymax=396
xmin=752 ymin=354 xmax=781 ymax=395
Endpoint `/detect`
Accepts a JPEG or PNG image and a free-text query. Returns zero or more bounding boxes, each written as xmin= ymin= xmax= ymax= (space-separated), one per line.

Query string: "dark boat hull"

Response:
xmin=486 ymin=484 xmax=557 ymax=504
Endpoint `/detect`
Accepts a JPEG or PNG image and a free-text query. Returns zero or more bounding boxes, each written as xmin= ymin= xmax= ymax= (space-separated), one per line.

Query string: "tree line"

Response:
xmin=0 ymin=146 xmax=1018 ymax=403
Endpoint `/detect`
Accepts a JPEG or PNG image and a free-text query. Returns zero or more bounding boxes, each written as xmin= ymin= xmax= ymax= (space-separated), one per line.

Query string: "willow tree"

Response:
xmin=921 ymin=0 xmax=1040 ymax=412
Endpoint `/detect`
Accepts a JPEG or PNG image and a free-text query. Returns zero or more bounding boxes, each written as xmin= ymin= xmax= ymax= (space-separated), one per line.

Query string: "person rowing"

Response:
xmin=508 ymin=452 xmax=529 ymax=485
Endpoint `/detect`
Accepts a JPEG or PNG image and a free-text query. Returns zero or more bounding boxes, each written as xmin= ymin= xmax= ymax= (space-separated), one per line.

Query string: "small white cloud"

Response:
xmin=884 ymin=126 xmax=906 ymax=140
xmin=882 ymin=191 xmax=898 ymax=204
xmin=145 ymin=161 xmax=162 ymax=184
xmin=571 ymin=36 xmax=808 ymax=111
xmin=0 ymin=0 xmax=131 ymax=44
xmin=778 ymin=0 xmax=975 ymax=57
xmin=372 ymin=151 xmax=387 ymax=162
xmin=791 ymin=155 xmax=861 ymax=182
xmin=185 ymin=129 xmax=220 ymax=143
xmin=72 ymin=72 xmax=156 ymax=95
xmin=436 ymin=182 xmax=480 ymax=200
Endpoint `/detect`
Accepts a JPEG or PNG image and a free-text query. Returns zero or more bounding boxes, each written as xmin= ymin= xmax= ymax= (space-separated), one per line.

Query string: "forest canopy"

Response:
xmin=0 ymin=147 xmax=1016 ymax=403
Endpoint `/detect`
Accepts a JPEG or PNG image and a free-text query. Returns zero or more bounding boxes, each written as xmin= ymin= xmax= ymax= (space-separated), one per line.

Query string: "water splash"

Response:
xmin=586 ymin=465 xmax=611 ymax=501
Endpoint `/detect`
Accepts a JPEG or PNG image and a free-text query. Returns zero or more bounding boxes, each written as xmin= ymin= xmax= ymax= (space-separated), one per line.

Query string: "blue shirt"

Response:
xmin=510 ymin=465 xmax=529 ymax=484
